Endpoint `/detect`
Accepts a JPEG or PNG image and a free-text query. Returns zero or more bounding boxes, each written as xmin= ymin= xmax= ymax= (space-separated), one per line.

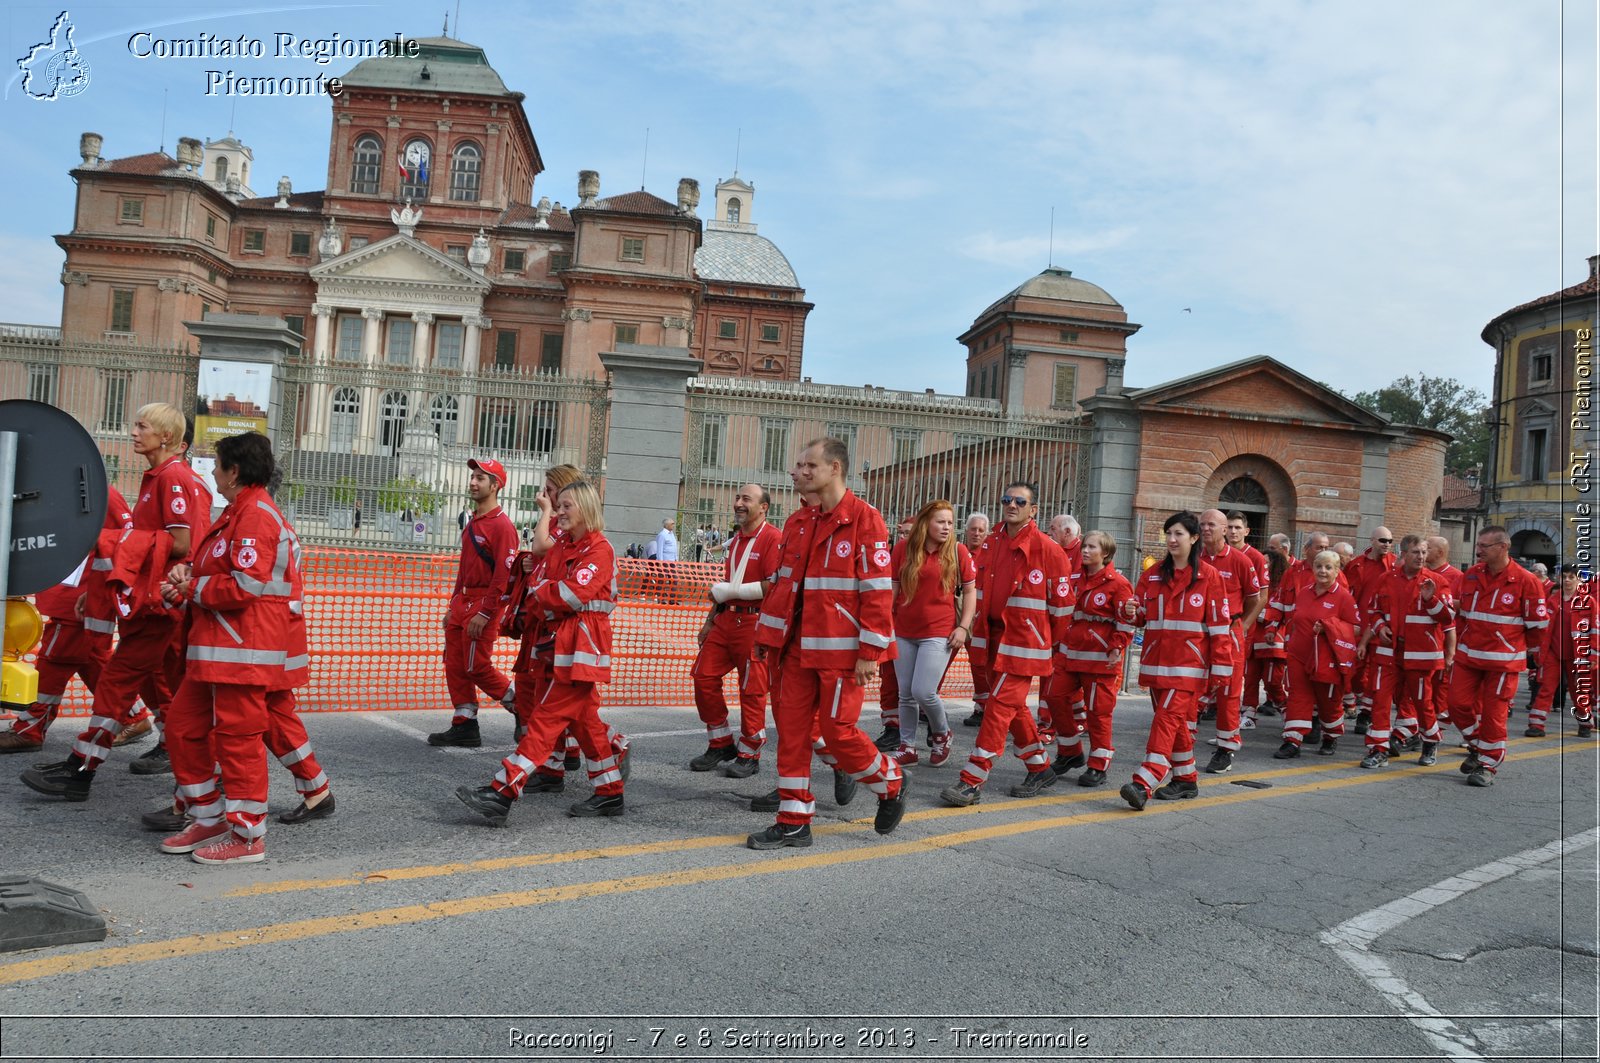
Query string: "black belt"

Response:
xmin=724 ymin=604 xmax=760 ymax=615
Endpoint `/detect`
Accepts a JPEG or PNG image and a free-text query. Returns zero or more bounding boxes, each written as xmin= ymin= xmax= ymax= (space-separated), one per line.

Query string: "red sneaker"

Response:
xmin=928 ymin=731 xmax=954 ymax=766
xmin=889 ymin=744 xmax=920 ymax=767
xmin=159 ymin=819 xmax=230 ymax=854
xmin=191 ymin=835 xmax=265 ymax=865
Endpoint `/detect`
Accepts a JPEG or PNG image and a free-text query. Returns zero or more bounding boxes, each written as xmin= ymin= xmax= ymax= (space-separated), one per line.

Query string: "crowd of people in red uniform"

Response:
xmin=8 ymin=420 xmax=1593 ymax=863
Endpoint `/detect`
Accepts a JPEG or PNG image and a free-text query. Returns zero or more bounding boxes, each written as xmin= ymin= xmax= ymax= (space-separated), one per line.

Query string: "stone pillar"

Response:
xmin=597 ymin=344 xmax=702 ymax=553
xmin=1357 ymin=434 xmax=1398 ymax=539
xmin=311 ymin=303 xmax=334 ymax=364
xmin=1005 ymin=348 xmax=1028 ymax=417
xmin=1080 ymin=392 xmax=1143 ymax=561
xmin=181 ymin=313 xmax=301 ymax=456
xmin=306 ymin=304 xmax=336 ymax=447
xmin=358 ymin=308 xmax=384 ymax=451
xmin=463 ymin=313 xmax=488 ymax=373
xmin=410 ymin=311 xmax=434 ymax=432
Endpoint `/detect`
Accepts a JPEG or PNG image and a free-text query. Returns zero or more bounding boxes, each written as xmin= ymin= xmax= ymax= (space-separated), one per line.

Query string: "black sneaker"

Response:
xmin=141 ymin=806 xmax=186 ymax=832
xmin=1459 ymin=750 xmax=1481 ymax=775
xmin=1359 ymin=749 xmax=1389 ymax=770
xmin=1465 ymin=767 xmax=1494 ymax=788
xmin=719 ymin=756 xmax=760 ymax=779
xmin=455 ymin=784 xmax=512 ymax=826
xmin=1417 ymin=742 xmax=1438 ymax=766
xmin=874 ymin=775 xmax=909 ymax=835
xmin=1077 ymin=767 xmax=1108 ymax=788
xmin=128 ymin=744 xmax=172 ymax=776
xmin=1308 ymin=717 xmax=1323 ymax=744
xmin=21 ymin=759 xmax=93 ymax=800
xmin=1352 ymin=712 xmax=1369 ymax=736
xmin=873 ymin=726 xmax=902 ymax=752
xmin=746 ymin=822 xmax=812 ymax=850
xmin=1203 ymin=749 xmax=1234 ymax=774
xmin=1388 ymin=734 xmax=1404 ymax=757
xmin=1523 ymin=725 xmax=1546 ymax=738
xmin=428 ymin=720 xmax=481 ymax=748
xmin=1154 ymin=777 xmax=1199 ymax=800
xmin=750 ymin=788 xmax=781 ymax=813
xmin=568 ymin=793 xmax=625 ymax=818
xmin=1051 ymin=750 xmax=1086 ymax=775
xmin=1119 ymin=782 xmax=1148 ymax=810
xmin=1008 ymin=767 xmax=1057 ymax=798
xmin=1198 ymin=706 xmax=1217 ymax=722
xmin=523 ymin=773 xmax=565 ymax=794
xmin=963 ymin=708 xmax=984 ymax=727
xmin=564 ymin=753 xmax=582 ymax=771
xmin=1580 ymin=720 xmax=1594 ymax=739
xmin=833 ymin=769 xmax=858 ymax=807
xmin=1258 ymin=702 xmax=1282 ymax=718
xmin=1317 ymin=736 xmax=1338 ymax=756
xmin=1400 ymin=733 xmax=1422 ymax=752
xmin=1272 ymin=740 xmax=1300 ymax=760
xmin=689 ymin=744 xmax=737 ymax=772
xmin=939 ymin=781 xmax=982 ymax=806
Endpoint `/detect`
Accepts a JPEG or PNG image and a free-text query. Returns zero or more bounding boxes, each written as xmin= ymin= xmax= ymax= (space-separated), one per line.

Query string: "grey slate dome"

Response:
xmin=339 ymin=38 xmax=515 ymax=97
xmin=695 ymin=229 xmax=800 ymax=288
xmin=979 ymin=267 xmax=1121 ymax=319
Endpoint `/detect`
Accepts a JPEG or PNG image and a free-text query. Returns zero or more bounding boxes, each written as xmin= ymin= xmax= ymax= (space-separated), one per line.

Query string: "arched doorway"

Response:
xmin=1511 ymin=528 xmax=1558 ymax=571
xmin=1206 ymin=454 xmax=1295 ymax=551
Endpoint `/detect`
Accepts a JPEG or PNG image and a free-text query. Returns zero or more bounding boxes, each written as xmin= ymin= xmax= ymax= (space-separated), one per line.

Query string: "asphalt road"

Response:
xmin=0 ymin=692 xmax=1595 ymax=1063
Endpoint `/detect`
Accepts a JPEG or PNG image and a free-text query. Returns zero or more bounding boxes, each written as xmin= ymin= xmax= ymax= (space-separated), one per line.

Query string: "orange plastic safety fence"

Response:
xmin=36 ymin=549 xmax=976 ymax=716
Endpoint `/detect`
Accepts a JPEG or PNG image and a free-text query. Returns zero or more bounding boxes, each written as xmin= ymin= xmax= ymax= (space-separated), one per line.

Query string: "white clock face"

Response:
xmin=405 ymin=142 xmax=430 ymax=169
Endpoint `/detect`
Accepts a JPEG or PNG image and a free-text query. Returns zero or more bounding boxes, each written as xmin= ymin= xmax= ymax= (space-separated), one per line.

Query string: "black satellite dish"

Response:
xmin=0 ymin=399 xmax=109 ymax=596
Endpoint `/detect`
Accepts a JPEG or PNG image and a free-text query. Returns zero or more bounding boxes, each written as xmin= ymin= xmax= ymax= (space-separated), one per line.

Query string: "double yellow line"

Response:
xmin=0 ymin=740 xmax=1583 ymax=986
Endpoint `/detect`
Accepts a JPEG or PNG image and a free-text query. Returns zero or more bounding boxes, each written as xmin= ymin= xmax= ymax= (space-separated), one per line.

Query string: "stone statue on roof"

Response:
xmin=391 ymin=198 xmax=423 ymax=237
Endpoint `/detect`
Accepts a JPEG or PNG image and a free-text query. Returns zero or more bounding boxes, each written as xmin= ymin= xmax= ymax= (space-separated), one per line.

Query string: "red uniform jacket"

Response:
xmin=185 ymin=486 xmax=301 ymax=688
xmin=529 ymin=528 xmax=615 ymax=683
xmin=102 ymin=528 xmax=174 ymax=620
xmin=1455 ymin=561 xmax=1549 ymax=672
xmin=1133 ymin=558 xmax=1233 ymax=691
xmin=717 ymin=521 xmax=783 ymax=607
xmin=36 ymin=486 xmax=133 ymax=627
xmin=1275 ymin=580 xmax=1359 ymax=681
xmin=755 ymin=491 xmax=893 ymax=669
xmin=1545 ymin=587 xmax=1597 ymax=666
xmin=1059 ymin=564 xmax=1136 ymax=675
xmin=451 ymin=505 xmax=519 ymax=624
xmin=1344 ymin=552 xmax=1395 ymax=623
xmin=971 ymin=522 xmax=1072 ymax=678
xmin=1369 ymin=568 xmax=1455 ymax=672
xmin=754 ymin=504 xmax=818 ymax=650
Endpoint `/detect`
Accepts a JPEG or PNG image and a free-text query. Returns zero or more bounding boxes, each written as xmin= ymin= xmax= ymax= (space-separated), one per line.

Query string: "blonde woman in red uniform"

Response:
xmin=1267 ymin=550 xmax=1359 ymax=759
xmin=1055 ymin=531 xmax=1136 ymax=787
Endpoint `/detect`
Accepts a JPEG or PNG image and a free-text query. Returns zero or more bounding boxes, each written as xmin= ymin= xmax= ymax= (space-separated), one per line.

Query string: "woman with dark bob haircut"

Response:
xmin=157 ymin=432 xmax=311 ymax=864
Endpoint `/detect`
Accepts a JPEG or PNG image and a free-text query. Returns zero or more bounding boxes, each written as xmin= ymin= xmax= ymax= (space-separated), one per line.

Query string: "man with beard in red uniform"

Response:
xmin=1357 ymin=534 xmax=1454 ymax=768
xmin=689 ymin=483 xmax=782 ymax=778
xmin=746 ymin=438 xmax=906 ymax=849
xmin=1343 ymin=526 xmax=1396 ymax=733
xmin=1450 ymin=526 xmax=1549 ymax=786
xmin=429 ymin=458 xmax=519 ymax=748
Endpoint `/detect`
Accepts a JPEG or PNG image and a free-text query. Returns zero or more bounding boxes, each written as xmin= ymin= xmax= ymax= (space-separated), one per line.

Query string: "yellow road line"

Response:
xmin=0 ymin=742 xmax=1580 ymax=987
xmin=229 ymin=737 xmax=1553 ymax=898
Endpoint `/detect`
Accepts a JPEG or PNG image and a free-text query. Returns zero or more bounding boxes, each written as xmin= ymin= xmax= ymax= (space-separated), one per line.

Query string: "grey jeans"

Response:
xmin=894 ymin=635 xmax=953 ymax=740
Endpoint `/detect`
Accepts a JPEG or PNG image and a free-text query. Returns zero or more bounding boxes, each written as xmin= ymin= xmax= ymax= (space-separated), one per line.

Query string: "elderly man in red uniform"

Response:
xmin=746 ymin=438 xmax=906 ymax=849
xmin=22 ymin=404 xmax=209 ymax=800
xmin=1357 ymin=534 xmax=1455 ymax=768
xmin=1424 ymin=535 xmax=1464 ymax=736
xmin=1197 ymin=508 xmax=1263 ymax=774
xmin=689 ymin=483 xmax=783 ymax=778
xmin=1344 ymin=526 xmax=1396 ymax=732
xmin=429 ymin=457 xmax=520 ymax=748
xmin=940 ymin=482 xmax=1071 ymax=806
xmin=1450 ymin=526 xmax=1549 ymax=786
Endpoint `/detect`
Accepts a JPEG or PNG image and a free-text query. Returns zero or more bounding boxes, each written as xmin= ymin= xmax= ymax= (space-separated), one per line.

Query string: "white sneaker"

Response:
xmin=1240 ymin=715 xmax=1257 ymax=730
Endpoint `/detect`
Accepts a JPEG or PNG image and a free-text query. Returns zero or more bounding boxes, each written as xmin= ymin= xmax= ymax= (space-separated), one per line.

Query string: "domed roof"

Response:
xmin=340 ymin=37 xmax=513 ymax=96
xmin=1010 ymin=267 xmax=1120 ymax=307
xmin=696 ymin=229 xmax=800 ymax=288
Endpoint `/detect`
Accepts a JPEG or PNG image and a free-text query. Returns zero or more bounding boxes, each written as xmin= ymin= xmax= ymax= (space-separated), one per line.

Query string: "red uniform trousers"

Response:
xmin=1057 ymin=670 xmax=1121 ymax=770
xmin=772 ymin=645 xmax=901 ymax=826
xmin=1449 ymin=664 xmax=1518 ymax=773
xmin=1432 ymin=661 xmax=1453 ymax=731
xmin=165 ymin=678 xmax=270 ymax=842
xmin=691 ymin=609 xmax=770 ymax=758
xmin=1353 ymin=654 xmax=1379 ymax=712
xmin=877 ymin=656 xmax=899 ymax=729
xmin=10 ymin=621 xmax=109 ymax=741
xmin=445 ymin=617 xmax=511 ymax=723
xmin=1132 ymin=687 xmax=1200 ymax=796
xmin=1243 ymin=657 xmax=1287 ymax=711
xmin=1039 ymin=670 xmax=1087 ymax=752
xmin=511 ymin=660 xmax=627 ymax=780
xmin=1365 ymin=659 xmax=1440 ymax=750
xmin=967 ymin=648 xmax=990 ymax=715
xmin=70 ymin=615 xmax=179 ymax=770
xmin=1205 ymin=625 xmax=1247 ymax=750
xmin=1282 ymin=658 xmax=1347 ymax=747
xmin=958 ymin=673 xmax=1051 ymax=788
xmin=1530 ymin=656 xmax=1593 ymax=725
xmin=494 ymin=675 xmax=622 ymax=799
xmin=265 ymin=689 xmax=330 ymax=798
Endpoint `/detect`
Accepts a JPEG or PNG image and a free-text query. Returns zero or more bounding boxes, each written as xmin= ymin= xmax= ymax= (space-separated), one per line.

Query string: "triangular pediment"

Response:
xmin=1128 ymin=356 xmax=1391 ymax=430
xmin=1519 ymin=397 xmax=1557 ymax=419
xmin=310 ymin=235 xmax=490 ymax=290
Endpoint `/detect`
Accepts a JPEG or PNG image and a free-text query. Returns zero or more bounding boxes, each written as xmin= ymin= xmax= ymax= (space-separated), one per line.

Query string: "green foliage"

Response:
xmin=329 ymin=475 xmax=357 ymax=507
xmin=378 ymin=476 xmax=438 ymax=515
xmin=1348 ymin=374 xmax=1489 ymax=477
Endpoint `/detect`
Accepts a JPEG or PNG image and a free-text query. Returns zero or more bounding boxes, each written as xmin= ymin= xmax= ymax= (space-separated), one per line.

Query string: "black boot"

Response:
xmin=21 ymin=759 xmax=93 ymax=801
xmin=429 ymin=720 xmax=482 ymax=747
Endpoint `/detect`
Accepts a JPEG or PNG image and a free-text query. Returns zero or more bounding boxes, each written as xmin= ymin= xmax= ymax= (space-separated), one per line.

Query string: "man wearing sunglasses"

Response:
xmin=1344 ymin=527 xmax=1397 ymax=734
xmin=940 ymin=483 xmax=1071 ymax=806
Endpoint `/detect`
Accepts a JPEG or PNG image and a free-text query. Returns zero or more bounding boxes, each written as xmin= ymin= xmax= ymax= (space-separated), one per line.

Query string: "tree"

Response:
xmin=1348 ymin=374 xmax=1489 ymax=477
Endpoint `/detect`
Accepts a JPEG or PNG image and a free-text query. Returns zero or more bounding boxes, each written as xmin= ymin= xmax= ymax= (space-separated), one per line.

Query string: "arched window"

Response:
xmin=379 ymin=390 xmax=410 ymax=455
xmin=399 ymin=138 xmax=431 ymax=201
xmin=727 ymin=197 xmax=741 ymax=223
xmin=430 ymin=395 xmax=459 ymax=446
xmin=329 ymin=387 xmax=360 ymax=451
xmin=350 ymin=135 xmax=382 ymax=194
xmin=240 ymin=162 xmax=249 ymax=185
xmin=214 ymin=156 xmax=229 ymax=183
xmin=449 ymin=142 xmax=482 ymax=202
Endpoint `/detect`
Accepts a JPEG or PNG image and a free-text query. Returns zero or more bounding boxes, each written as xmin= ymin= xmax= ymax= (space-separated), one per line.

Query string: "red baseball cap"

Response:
xmin=467 ymin=457 xmax=506 ymax=486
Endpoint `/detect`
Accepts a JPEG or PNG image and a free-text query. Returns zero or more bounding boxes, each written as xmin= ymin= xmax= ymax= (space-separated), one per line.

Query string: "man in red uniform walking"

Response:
xmin=690 ymin=483 xmax=782 ymax=778
xmin=1450 ymin=526 xmax=1549 ymax=786
xmin=1425 ymin=535 xmax=1464 ymax=738
xmin=747 ymin=437 xmax=907 ymax=849
xmin=1357 ymin=534 xmax=1454 ymax=768
xmin=1198 ymin=508 xmax=1263 ymax=773
xmin=1343 ymin=526 xmax=1396 ymax=733
xmin=429 ymin=458 xmax=519 ymax=748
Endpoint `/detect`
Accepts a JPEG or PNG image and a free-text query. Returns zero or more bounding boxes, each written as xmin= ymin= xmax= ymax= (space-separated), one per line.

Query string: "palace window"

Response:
xmin=620 ymin=237 xmax=645 ymax=262
xmin=435 ymin=321 xmax=463 ymax=368
xmin=540 ymin=332 xmax=563 ymax=371
xmin=119 ymin=197 xmax=144 ymax=224
xmin=430 ymin=395 xmax=459 ymax=445
xmin=503 ymin=248 xmax=525 ymax=272
xmin=1052 ymin=363 xmax=1078 ymax=409
xmin=335 ymin=314 xmax=364 ymax=361
xmin=351 ymin=136 xmax=382 ymax=194
xmin=99 ymin=372 xmax=129 ymax=431
xmin=449 ymin=142 xmax=482 ymax=202
xmin=614 ymin=322 xmax=639 ymax=345
xmin=109 ymin=289 xmax=135 ymax=332
xmin=760 ymin=323 xmax=781 ymax=342
xmin=329 ymin=387 xmax=360 ymax=451
xmin=242 ymin=230 xmax=265 ymax=252
xmin=399 ymin=138 xmax=432 ymax=201
xmin=386 ymin=319 xmax=414 ymax=365
xmin=290 ymin=232 xmax=312 ymax=256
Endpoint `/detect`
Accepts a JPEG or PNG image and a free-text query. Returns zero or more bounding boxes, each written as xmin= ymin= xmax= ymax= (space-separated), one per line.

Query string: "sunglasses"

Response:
xmin=999 ymin=495 xmax=1032 ymax=507
xmin=1376 ymin=538 xmax=1394 ymax=544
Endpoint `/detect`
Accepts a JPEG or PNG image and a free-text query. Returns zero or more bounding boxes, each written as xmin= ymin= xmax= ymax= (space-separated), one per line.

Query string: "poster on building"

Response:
xmin=194 ymin=358 xmax=273 ymax=456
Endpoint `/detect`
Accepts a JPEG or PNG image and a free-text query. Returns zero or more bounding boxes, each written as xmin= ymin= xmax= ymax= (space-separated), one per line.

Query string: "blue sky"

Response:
xmin=2 ymin=0 xmax=1594 ymax=400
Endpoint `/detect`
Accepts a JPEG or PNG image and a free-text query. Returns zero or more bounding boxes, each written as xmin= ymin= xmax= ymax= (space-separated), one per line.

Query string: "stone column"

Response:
xmin=463 ymin=313 xmax=489 ymax=373
xmin=358 ymin=308 xmax=384 ymax=451
xmin=1080 ymin=392 xmax=1143 ymax=560
xmin=311 ymin=303 xmax=334 ymax=364
xmin=1005 ymin=348 xmax=1029 ymax=417
xmin=306 ymin=304 xmax=336 ymax=447
xmin=597 ymin=344 xmax=703 ymax=553
xmin=410 ymin=311 xmax=434 ymax=435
